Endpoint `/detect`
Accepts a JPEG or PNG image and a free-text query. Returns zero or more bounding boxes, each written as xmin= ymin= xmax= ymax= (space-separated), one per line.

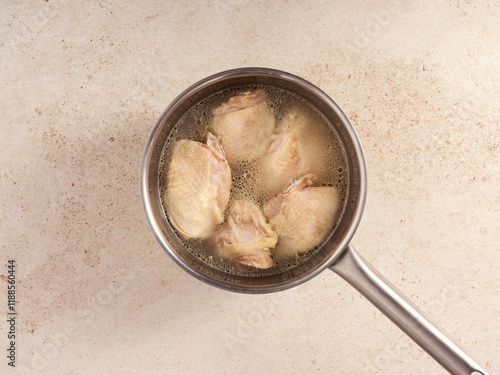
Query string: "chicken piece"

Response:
xmin=264 ymin=174 xmax=339 ymax=257
xmin=211 ymin=90 xmax=275 ymax=165
xmin=164 ymin=132 xmax=231 ymax=238
xmin=261 ymin=109 xmax=330 ymax=195
xmin=215 ymin=200 xmax=277 ymax=269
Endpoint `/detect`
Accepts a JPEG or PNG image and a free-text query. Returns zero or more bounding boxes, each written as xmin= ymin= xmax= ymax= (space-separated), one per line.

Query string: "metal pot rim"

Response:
xmin=140 ymin=67 xmax=367 ymax=293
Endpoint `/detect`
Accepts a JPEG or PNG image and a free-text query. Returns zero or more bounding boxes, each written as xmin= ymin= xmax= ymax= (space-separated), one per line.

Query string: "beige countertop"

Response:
xmin=1 ymin=1 xmax=499 ymax=374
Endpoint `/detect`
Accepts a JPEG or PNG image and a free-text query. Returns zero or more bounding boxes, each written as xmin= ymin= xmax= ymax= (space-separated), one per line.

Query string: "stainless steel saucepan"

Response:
xmin=140 ymin=67 xmax=492 ymax=375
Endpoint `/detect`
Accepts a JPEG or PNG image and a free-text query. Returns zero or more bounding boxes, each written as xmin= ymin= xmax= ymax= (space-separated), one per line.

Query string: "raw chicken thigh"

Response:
xmin=211 ymin=90 xmax=275 ymax=165
xmin=261 ymin=109 xmax=330 ymax=195
xmin=165 ymin=132 xmax=231 ymax=238
xmin=215 ymin=200 xmax=278 ymax=269
xmin=264 ymin=174 xmax=339 ymax=257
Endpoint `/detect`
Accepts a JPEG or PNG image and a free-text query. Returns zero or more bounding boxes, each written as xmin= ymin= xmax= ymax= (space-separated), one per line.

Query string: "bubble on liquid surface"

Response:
xmin=159 ymin=85 xmax=350 ymax=277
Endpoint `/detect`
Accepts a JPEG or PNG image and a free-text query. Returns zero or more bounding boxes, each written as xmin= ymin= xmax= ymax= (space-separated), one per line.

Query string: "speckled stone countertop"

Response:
xmin=1 ymin=1 xmax=499 ymax=374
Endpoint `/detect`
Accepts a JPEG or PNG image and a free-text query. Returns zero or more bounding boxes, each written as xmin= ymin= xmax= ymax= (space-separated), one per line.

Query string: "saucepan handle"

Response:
xmin=329 ymin=244 xmax=492 ymax=375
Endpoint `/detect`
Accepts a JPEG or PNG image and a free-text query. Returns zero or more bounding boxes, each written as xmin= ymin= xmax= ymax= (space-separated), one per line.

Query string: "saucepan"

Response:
xmin=140 ymin=67 xmax=492 ymax=374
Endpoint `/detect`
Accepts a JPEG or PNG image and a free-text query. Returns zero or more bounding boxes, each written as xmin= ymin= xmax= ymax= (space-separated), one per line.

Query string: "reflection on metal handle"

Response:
xmin=329 ymin=244 xmax=492 ymax=375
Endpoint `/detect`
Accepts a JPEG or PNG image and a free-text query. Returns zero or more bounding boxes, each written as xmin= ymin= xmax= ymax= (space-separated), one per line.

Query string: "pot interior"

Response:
xmin=141 ymin=68 xmax=367 ymax=293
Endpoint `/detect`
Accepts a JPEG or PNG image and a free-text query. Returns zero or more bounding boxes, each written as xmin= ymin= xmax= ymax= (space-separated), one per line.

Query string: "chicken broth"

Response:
xmin=159 ymin=85 xmax=349 ymax=276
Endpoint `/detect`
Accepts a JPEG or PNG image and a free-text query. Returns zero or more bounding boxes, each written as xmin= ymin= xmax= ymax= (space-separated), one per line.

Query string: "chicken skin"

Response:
xmin=261 ymin=109 xmax=331 ymax=195
xmin=165 ymin=132 xmax=231 ymax=238
xmin=211 ymin=90 xmax=275 ymax=165
xmin=215 ymin=200 xmax=277 ymax=269
xmin=264 ymin=174 xmax=339 ymax=257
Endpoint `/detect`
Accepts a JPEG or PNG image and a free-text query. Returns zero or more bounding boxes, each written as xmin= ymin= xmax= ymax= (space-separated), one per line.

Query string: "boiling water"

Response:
xmin=158 ymin=85 xmax=349 ymax=276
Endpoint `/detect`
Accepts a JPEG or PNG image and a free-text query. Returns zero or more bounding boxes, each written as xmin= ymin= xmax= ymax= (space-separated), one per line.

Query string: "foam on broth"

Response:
xmin=158 ymin=85 xmax=349 ymax=277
